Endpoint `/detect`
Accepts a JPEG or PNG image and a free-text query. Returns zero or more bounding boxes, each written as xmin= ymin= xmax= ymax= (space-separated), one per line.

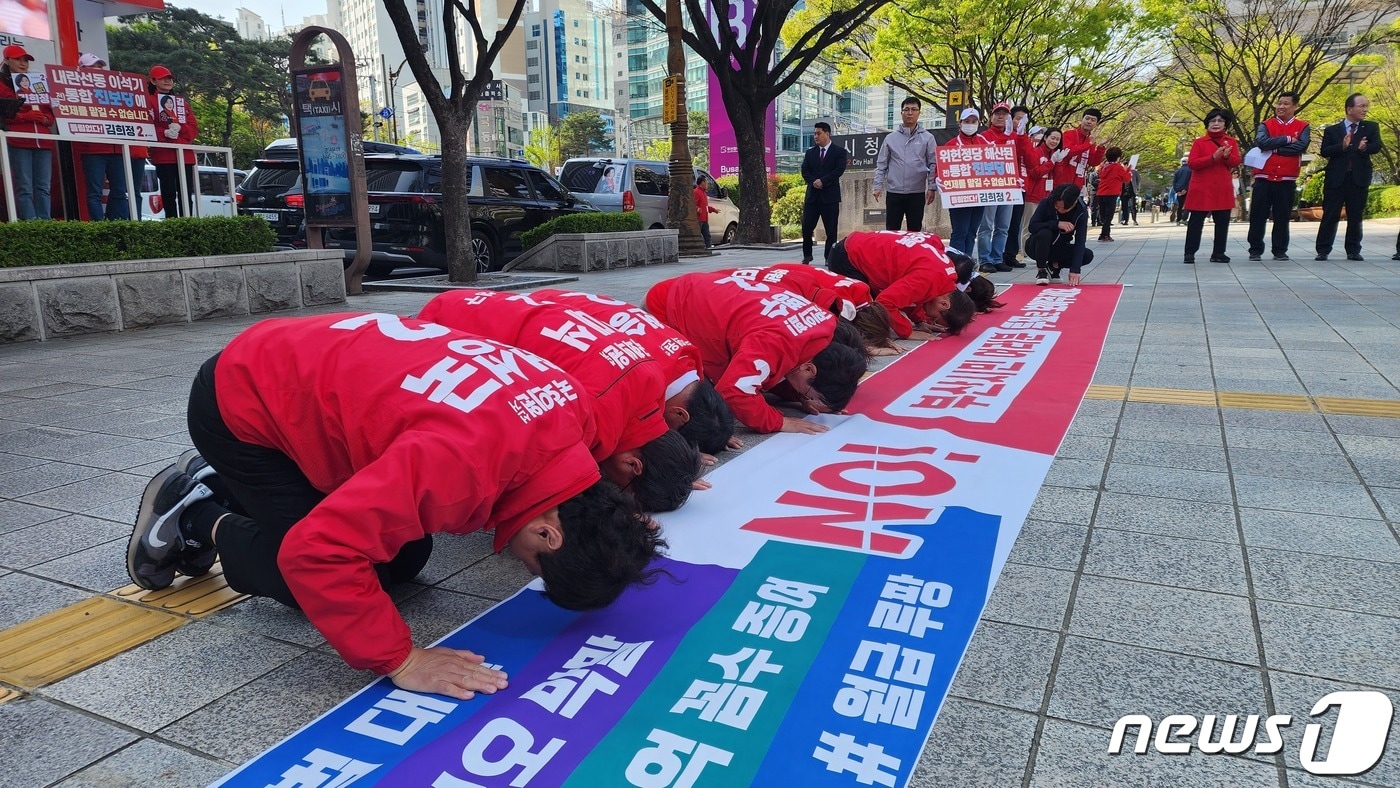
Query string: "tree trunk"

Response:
xmin=441 ymin=110 xmax=479 ymax=283
xmin=730 ymin=102 xmax=773 ymax=244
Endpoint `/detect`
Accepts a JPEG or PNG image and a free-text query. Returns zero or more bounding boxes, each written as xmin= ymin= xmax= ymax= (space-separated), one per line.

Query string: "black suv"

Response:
xmin=237 ymin=139 xmax=422 ymax=247
xmin=323 ymin=155 xmax=594 ymax=273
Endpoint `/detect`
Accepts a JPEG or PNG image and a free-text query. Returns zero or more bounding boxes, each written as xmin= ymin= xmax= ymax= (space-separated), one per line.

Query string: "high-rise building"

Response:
xmin=524 ymin=0 xmax=614 ymax=134
xmin=235 ymin=8 xmax=269 ymax=41
xmin=613 ymin=0 xmax=706 ymax=157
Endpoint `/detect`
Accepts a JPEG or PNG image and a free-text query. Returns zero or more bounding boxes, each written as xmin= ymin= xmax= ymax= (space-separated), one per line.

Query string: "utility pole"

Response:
xmin=664 ymin=0 xmax=703 ymax=254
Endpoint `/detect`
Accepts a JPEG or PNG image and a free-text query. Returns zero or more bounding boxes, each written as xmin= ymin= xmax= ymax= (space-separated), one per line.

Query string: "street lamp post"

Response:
xmin=387 ymin=57 xmax=410 ymax=145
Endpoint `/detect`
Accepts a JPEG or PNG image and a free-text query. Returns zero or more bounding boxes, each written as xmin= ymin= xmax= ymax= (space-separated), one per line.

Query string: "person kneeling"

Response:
xmin=1025 ymin=183 xmax=1094 ymax=286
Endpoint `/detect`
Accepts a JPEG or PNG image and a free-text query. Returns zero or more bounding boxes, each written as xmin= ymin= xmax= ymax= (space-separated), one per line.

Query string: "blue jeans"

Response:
xmin=7 ymin=145 xmax=52 ymax=220
xmin=977 ymin=202 xmax=1013 ymax=264
xmin=82 ymin=153 xmax=129 ymax=220
xmin=948 ymin=206 xmax=985 ymax=258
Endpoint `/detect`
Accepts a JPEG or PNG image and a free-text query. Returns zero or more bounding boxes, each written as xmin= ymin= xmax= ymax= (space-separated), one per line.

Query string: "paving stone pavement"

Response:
xmin=1 ymin=217 xmax=1398 ymax=787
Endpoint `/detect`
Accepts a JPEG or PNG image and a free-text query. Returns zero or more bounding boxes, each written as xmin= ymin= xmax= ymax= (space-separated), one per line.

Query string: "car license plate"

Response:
xmin=368 ymin=204 xmax=381 ymax=215
xmin=255 ymin=212 xmax=278 ymax=222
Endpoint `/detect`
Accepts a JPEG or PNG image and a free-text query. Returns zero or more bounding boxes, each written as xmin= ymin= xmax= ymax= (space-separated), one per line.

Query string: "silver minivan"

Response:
xmin=558 ymin=157 xmax=741 ymax=244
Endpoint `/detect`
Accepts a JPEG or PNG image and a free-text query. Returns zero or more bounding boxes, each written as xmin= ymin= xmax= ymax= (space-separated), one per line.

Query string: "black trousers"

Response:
xmin=1119 ymin=198 xmax=1137 ymax=224
xmin=187 ymin=355 xmax=432 ymax=609
xmin=1025 ymin=229 xmax=1094 ymax=272
xmin=699 ymin=221 xmax=712 ymax=248
xmin=1003 ymin=199 xmax=1026 ymax=264
xmin=1185 ymin=209 xmax=1232 ymax=257
xmin=1316 ymin=184 xmax=1368 ymax=257
xmin=885 ymin=191 xmax=926 ymax=231
xmin=1247 ymin=179 xmax=1296 ymax=255
xmin=802 ymin=198 xmax=839 ymax=262
xmin=1096 ymin=195 xmax=1118 ymax=238
xmin=155 ymin=162 xmax=196 ymax=218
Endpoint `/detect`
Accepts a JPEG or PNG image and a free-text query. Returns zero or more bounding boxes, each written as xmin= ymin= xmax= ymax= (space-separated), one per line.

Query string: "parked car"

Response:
xmin=321 ymin=155 xmax=596 ymax=273
xmin=256 ymin=137 xmax=422 ymax=160
xmin=558 ymin=157 xmax=740 ymax=244
xmin=235 ymin=159 xmax=303 ymax=245
xmin=111 ymin=165 xmax=246 ymax=220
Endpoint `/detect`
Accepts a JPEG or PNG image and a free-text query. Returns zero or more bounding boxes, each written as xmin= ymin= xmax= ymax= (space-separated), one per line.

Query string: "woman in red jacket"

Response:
xmin=1 ymin=45 xmax=56 ymax=220
xmin=1183 ymin=108 xmax=1242 ymax=264
xmin=1094 ymin=148 xmax=1130 ymax=242
xmin=147 ymin=65 xmax=199 ymax=217
xmin=1024 ymin=129 xmax=1059 ymax=209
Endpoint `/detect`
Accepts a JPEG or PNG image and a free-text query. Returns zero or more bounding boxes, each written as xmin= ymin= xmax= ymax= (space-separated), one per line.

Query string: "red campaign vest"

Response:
xmin=1258 ymin=117 xmax=1307 ymax=181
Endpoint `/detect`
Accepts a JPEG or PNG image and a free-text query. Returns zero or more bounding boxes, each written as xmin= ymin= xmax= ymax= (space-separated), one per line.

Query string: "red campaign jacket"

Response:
xmin=214 ymin=313 xmax=600 ymax=674
xmin=1057 ymin=127 xmax=1105 ymax=187
xmin=1257 ymin=116 xmax=1308 ymax=181
xmin=418 ymin=290 xmax=667 ymax=460
xmin=841 ymin=230 xmax=959 ymax=339
xmin=645 ymin=272 xmax=836 ymax=434
xmin=1024 ymin=142 xmax=1057 ymax=204
xmin=149 ymin=90 xmax=198 ymax=165
xmin=0 ymin=78 xmax=55 ymax=150
xmin=1096 ymin=161 xmax=1131 ymax=197
xmin=532 ymin=288 xmax=704 ymax=402
xmin=709 ymin=264 xmax=874 ymax=320
xmin=1184 ymin=133 xmax=1241 ymax=212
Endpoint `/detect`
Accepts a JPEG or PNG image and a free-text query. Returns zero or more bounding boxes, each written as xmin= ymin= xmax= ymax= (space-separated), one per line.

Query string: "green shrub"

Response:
xmin=1299 ymin=176 xmax=1324 ymax=206
xmin=772 ymin=186 xmax=807 ymax=226
xmin=780 ymin=223 xmax=801 ymax=240
xmin=775 ymin=173 xmax=805 ymax=198
xmin=1377 ymin=185 xmax=1400 ymax=215
xmin=520 ymin=211 xmax=645 ymax=250
xmin=0 ymin=216 xmax=275 ymax=268
xmin=716 ymin=175 xmax=740 ymax=207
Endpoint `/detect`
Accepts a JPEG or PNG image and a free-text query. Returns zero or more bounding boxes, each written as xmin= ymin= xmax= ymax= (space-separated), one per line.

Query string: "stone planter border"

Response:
xmin=502 ymin=229 xmax=679 ymax=273
xmin=0 ymin=249 xmax=346 ymax=343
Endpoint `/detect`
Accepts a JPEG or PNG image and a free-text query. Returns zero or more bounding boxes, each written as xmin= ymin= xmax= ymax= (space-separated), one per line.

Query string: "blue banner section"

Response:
xmin=751 ymin=507 xmax=1001 ymax=787
xmin=214 ymin=591 xmax=579 ymax=787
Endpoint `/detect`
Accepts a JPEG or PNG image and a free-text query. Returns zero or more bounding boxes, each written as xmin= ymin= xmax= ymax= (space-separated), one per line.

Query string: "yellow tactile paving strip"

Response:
xmin=0 ymin=597 xmax=184 ymax=689
xmin=1084 ymin=386 xmax=1400 ymax=418
xmin=0 ymin=565 xmax=246 ymax=690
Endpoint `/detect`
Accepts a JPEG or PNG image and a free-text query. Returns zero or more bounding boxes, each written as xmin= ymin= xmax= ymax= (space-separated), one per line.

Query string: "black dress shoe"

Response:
xmin=1006 ymin=261 xmax=1027 ymax=268
xmin=1183 ymin=256 xmax=1195 ymax=264
xmin=1210 ymin=255 xmax=1230 ymax=263
xmin=1392 ymin=253 xmax=1400 ymax=261
xmin=1273 ymin=254 xmax=1290 ymax=261
xmin=1347 ymin=254 xmax=1365 ymax=261
xmin=800 ymin=257 xmax=813 ymax=264
xmin=1315 ymin=254 xmax=1328 ymax=261
xmin=1248 ymin=254 xmax=1262 ymax=261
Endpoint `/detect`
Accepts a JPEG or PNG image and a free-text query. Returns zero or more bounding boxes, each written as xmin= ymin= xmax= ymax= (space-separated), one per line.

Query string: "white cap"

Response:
xmin=78 ymin=53 xmax=105 ymax=68
xmin=959 ymin=108 xmax=980 ymax=121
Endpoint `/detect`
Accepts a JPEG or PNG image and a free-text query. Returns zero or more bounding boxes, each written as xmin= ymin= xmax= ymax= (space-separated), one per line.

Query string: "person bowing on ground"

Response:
xmin=646 ymin=272 xmax=868 ymax=435
xmin=825 ymin=229 xmax=976 ymax=339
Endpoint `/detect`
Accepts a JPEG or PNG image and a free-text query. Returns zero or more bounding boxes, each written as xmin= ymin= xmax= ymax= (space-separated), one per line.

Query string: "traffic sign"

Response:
xmin=379 ymin=107 xmax=394 ymax=119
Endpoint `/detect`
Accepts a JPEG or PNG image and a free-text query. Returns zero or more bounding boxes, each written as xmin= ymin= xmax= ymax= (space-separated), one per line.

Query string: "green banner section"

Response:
xmin=565 ymin=543 xmax=866 ymax=787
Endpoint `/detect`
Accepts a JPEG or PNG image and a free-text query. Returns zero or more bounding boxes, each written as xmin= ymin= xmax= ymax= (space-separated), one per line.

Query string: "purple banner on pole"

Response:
xmin=706 ymin=0 xmax=776 ymax=180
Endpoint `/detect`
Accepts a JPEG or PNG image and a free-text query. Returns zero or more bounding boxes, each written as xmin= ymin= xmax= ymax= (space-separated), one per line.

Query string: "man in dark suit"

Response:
xmin=801 ymin=121 xmax=847 ymax=264
xmin=1316 ymin=93 xmax=1383 ymax=261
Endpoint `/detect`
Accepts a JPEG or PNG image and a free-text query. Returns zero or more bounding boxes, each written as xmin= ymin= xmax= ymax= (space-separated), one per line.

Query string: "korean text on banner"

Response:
xmin=45 ymin=66 xmax=157 ymax=141
xmin=937 ymin=142 xmax=1021 ymax=209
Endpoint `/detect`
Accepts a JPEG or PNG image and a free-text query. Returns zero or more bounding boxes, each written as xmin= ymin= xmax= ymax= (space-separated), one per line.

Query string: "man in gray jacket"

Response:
xmin=873 ymin=96 xmax=939 ymax=231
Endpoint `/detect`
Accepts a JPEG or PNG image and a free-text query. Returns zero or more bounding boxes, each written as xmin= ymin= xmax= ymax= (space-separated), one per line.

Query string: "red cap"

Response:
xmin=991 ymin=101 xmax=1012 ymax=113
xmin=3 ymin=45 xmax=35 ymax=62
xmin=149 ymin=65 xmax=174 ymax=80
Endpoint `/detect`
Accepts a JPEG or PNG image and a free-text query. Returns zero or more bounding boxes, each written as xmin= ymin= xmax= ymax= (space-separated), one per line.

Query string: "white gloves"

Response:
xmin=1050 ymin=149 xmax=1068 ymax=163
xmin=1004 ymin=116 xmax=1014 ymax=134
xmin=163 ymin=125 xmax=180 ymax=140
xmin=1016 ymin=116 xmax=1028 ymax=133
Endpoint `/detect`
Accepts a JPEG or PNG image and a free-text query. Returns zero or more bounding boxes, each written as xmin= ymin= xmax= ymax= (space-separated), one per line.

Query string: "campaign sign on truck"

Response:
xmin=936 ymin=142 xmax=1021 ymax=209
xmin=45 ymin=66 xmax=157 ymax=141
xmin=215 ymin=284 xmax=1121 ymax=788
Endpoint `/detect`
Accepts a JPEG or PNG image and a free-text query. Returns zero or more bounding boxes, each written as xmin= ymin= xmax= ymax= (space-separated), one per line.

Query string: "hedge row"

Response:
xmin=520 ymin=211 xmax=645 ymax=250
xmin=0 ymin=216 xmax=277 ymax=268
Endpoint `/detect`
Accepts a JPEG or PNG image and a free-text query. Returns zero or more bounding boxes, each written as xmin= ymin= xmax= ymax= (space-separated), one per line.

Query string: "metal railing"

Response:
xmin=0 ymin=129 xmax=236 ymax=223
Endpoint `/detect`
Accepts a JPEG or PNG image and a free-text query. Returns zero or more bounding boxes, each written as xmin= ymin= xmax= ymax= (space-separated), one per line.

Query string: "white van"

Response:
xmin=557 ymin=158 xmax=740 ymax=244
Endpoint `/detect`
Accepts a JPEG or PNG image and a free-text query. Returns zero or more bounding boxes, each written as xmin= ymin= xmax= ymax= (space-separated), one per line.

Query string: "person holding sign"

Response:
xmin=1026 ymin=183 xmax=1093 ymax=286
xmin=73 ymin=54 xmax=130 ymax=221
xmin=1 ymin=44 xmax=56 ymax=220
xmin=1246 ymin=92 xmax=1309 ymax=261
xmin=126 ymin=313 xmax=663 ymax=699
xmin=976 ymin=102 xmax=1021 ymax=272
xmin=147 ymin=65 xmax=199 ymax=217
xmin=1183 ymin=108 xmax=1242 ymax=264
xmin=942 ymin=108 xmax=993 ymax=255
xmin=417 ymin=290 xmax=703 ymax=514
xmin=646 ymin=272 xmax=868 ymax=436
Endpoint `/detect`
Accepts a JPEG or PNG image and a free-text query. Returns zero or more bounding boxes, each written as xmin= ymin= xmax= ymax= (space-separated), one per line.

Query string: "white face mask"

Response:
xmin=960 ymin=122 xmax=979 ymax=135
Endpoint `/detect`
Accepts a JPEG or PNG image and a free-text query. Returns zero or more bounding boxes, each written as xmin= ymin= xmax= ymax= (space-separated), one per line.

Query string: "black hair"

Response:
xmin=831 ymin=319 xmax=869 ymax=359
xmin=814 ymin=121 xmax=832 ymax=134
xmin=949 ymin=248 xmax=978 ymax=283
xmin=695 ymin=173 xmax=705 ymax=186
xmin=540 ymin=480 xmax=665 ymax=611
xmin=1278 ymin=91 xmax=1301 ymax=105
xmin=966 ymin=276 xmax=1005 ymax=313
xmin=1345 ymin=92 xmax=1365 ymax=110
xmin=1011 ymin=105 xmax=1032 ymax=119
xmin=677 ymin=379 xmax=734 ymax=455
xmin=848 ymin=302 xmax=898 ymax=353
xmin=1203 ymin=107 xmax=1233 ymax=127
xmin=941 ymin=291 xmax=976 ymax=335
xmin=1042 ymin=128 xmax=1062 ymax=151
xmin=1051 ymin=183 xmax=1081 ymax=206
xmin=1105 ymin=146 xmax=1123 ymax=162
xmin=811 ymin=340 xmax=867 ymax=412
xmin=629 ymin=429 xmax=701 ymax=513
xmin=902 ymin=96 xmax=921 ymax=109
xmin=1083 ymin=108 xmax=1102 ymax=120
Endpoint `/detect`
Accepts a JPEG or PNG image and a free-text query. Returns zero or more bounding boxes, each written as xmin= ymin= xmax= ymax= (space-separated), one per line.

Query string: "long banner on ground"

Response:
xmin=215 ymin=283 xmax=1122 ymax=788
